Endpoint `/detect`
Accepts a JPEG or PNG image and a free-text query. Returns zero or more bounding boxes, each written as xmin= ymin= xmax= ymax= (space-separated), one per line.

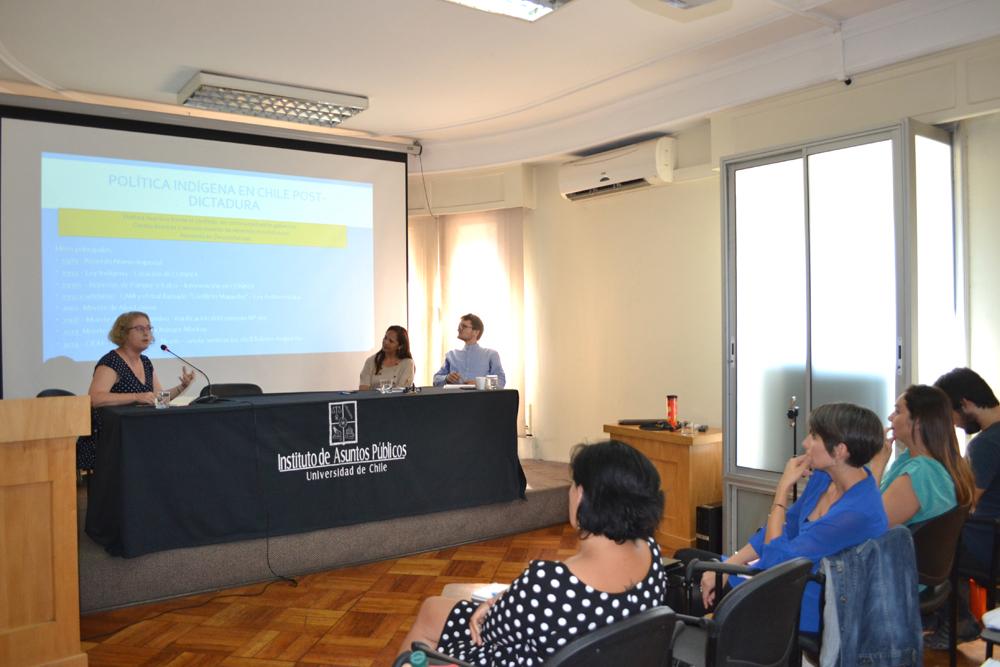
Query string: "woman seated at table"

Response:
xmin=76 ymin=311 xmax=194 ymax=470
xmin=399 ymin=440 xmax=670 ymax=664
xmin=870 ymin=384 xmax=975 ymax=526
xmin=698 ymin=403 xmax=888 ymax=635
xmin=359 ymin=325 xmax=414 ymax=390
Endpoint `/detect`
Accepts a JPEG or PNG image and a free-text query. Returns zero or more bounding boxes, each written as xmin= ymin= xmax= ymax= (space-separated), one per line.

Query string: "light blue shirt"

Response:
xmin=879 ymin=448 xmax=956 ymax=525
xmin=433 ymin=342 xmax=506 ymax=388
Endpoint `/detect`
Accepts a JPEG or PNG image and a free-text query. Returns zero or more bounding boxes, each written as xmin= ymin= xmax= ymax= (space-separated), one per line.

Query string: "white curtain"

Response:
xmin=408 ymin=209 xmax=525 ymax=429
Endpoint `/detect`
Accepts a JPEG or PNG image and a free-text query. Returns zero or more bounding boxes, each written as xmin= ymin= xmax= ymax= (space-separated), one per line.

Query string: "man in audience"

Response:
xmin=928 ymin=367 xmax=1000 ymax=648
xmin=432 ymin=313 xmax=506 ymax=388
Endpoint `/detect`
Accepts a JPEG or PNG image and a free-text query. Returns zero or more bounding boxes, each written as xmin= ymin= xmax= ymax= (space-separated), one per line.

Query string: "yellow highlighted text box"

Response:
xmin=58 ymin=209 xmax=347 ymax=248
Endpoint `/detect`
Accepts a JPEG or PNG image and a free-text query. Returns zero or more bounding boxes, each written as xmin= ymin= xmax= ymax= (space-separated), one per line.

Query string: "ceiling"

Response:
xmin=0 ymin=0 xmax=998 ymax=172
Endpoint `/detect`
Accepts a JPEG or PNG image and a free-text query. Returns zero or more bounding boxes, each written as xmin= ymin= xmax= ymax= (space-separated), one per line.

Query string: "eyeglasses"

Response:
xmin=458 ymin=323 xmax=473 ymax=330
xmin=129 ymin=325 xmax=154 ymax=334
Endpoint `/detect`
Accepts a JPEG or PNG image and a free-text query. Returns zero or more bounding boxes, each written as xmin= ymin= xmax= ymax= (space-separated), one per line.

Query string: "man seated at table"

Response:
xmin=433 ymin=313 xmax=506 ymax=388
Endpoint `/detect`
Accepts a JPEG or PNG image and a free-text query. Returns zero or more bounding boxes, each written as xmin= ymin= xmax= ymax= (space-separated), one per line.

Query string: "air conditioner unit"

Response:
xmin=558 ymin=137 xmax=675 ymax=201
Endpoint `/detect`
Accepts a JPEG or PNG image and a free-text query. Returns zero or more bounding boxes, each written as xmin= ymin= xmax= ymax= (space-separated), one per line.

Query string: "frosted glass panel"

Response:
xmin=808 ymin=141 xmax=896 ymax=419
xmin=734 ymin=159 xmax=807 ymax=472
xmin=915 ymin=135 xmax=963 ymax=384
xmin=733 ymin=486 xmax=773 ymax=548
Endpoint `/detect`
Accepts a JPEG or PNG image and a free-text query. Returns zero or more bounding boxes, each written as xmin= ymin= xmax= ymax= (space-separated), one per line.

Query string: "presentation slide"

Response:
xmin=41 ymin=153 xmax=373 ymax=361
xmin=1 ymin=115 xmax=408 ymax=398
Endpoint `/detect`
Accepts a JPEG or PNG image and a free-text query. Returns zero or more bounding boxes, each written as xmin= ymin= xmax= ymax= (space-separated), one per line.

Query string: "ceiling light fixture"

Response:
xmin=441 ymin=0 xmax=573 ymax=22
xmin=177 ymin=72 xmax=368 ymax=128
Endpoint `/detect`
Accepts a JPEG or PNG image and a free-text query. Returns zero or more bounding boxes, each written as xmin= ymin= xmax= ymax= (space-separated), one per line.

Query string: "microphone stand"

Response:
xmin=787 ymin=396 xmax=800 ymax=502
xmin=160 ymin=344 xmax=220 ymax=404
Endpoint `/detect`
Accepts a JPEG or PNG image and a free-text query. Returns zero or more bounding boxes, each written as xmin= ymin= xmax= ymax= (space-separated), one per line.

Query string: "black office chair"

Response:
xmin=671 ymin=557 xmax=813 ymax=667
xmin=36 ymin=388 xmax=75 ymax=397
xmin=910 ymin=504 xmax=970 ymax=667
xmin=199 ymin=383 xmax=263 ymax=398
xmin=393 ymin=606 xmax=680 ymax=667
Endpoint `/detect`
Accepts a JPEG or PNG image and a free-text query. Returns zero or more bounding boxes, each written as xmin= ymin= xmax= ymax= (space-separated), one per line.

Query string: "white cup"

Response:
xmin=475 ymin=376 xmax=487 ymax=390
xmin=155 ymin=390 xmax=170 ymax=409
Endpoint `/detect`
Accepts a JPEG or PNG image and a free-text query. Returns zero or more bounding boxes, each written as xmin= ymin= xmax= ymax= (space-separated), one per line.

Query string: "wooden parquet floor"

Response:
xmin=81 ymin=523 xmax=579 ymax=667
xmin=80 ymin=523 xmax=991 ymax=667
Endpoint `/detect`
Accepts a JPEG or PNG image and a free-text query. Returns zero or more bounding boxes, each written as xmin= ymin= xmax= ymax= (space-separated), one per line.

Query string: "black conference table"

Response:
xmin=85 ymin=388 xmax=526 ymax=557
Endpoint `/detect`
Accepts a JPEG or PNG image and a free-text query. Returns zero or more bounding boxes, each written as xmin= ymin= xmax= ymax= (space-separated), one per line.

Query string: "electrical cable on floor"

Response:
xmin=83 ymin=398 xmax=299 ymax=643
xmin=81 ymin=577 xmax=295 ymax=642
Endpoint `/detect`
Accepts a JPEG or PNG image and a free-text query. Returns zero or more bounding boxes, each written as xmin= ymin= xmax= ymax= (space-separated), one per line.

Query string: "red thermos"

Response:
xmin=666 ymin=395 xmax=678 ymax=427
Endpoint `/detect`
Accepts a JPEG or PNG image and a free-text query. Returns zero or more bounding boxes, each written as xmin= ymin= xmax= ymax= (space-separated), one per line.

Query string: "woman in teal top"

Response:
xmin=871 ymin=384 xmax=975 ymax=526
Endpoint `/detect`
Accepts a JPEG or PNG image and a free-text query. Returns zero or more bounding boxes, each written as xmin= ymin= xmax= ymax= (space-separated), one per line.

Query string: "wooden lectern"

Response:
xmin=0 ymin=396 xmax=90 ymax=667
xmin=603 ymin=423 xmax=723 ymax=554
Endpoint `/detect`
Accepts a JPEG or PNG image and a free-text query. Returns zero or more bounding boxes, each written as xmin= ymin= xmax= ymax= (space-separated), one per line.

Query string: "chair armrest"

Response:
xmin=674 ymin=613 xmax=710 ymax=628
xmin=409 ymin=642 xmax=476 ymax=666
xmin=685 ymin=559 xmax=760 ymax=581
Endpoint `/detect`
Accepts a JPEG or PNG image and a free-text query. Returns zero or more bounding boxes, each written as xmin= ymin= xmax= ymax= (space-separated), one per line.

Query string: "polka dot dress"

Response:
xmin=436 ymin=538 xmax=670 ymax=665
xmin=76 ymin=350 xmax=153 ymax=469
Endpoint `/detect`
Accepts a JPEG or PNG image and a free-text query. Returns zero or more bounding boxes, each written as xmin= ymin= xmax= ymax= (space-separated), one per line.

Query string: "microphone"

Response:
xmin=786 ymin=396 xmax=799 ymax=426
xmin=160 ymin=344 xmax=218 ymax=404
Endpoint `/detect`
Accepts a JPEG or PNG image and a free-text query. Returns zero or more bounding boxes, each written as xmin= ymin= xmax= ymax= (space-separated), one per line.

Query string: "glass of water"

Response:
xmin=155 ymin=390 xmax=170 ymax=409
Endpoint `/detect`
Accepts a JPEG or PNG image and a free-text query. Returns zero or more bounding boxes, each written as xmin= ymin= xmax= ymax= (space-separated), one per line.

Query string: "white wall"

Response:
xmin=414 ymin=38 xmax=1000 ymax=464
xmin=524 ymin=169 xmax=721 ymax=462
xmin=965 ymin=111 xmax=1000 ymax=389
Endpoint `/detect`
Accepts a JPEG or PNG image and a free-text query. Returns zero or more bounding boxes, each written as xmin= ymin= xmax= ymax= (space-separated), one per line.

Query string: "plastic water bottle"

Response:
xmin=409 ymin=650 xmax=428 ymax=667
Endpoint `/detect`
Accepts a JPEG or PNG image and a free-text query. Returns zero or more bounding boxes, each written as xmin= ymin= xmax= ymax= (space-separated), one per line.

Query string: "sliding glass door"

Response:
xmin=723 ymin=121 xmax=962 ymax=548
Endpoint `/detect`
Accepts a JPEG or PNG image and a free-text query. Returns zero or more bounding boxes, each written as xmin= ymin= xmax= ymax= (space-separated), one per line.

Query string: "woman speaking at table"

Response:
xmin=76 ymin=311 xmax=194 ymax=470
xmin=359 ymin=325 xmax=414 ymax=390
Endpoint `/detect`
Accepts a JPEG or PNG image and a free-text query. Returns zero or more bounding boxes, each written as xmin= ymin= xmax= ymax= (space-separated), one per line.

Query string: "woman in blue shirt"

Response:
xmin=871 ymin=384 xmax=975 ymax=526
xmin=699 ymin=403 xmax=889 ymax=634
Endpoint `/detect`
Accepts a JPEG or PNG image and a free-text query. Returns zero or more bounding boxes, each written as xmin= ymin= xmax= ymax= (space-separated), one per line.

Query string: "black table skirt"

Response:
xmin=85 ymin=388 xmax=526 ymax=557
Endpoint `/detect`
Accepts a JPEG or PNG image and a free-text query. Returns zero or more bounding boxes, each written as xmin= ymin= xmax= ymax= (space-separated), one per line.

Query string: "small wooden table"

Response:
xmin=603 ymin=424 xmax=723 ymax=555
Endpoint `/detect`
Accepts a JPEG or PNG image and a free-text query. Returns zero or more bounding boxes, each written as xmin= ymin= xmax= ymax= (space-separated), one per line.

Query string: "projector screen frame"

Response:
xmin=0 ymin=103 xmax=410 ymax=398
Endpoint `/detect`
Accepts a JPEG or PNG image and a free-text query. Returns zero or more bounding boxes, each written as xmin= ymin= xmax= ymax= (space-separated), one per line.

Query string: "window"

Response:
xmin=723 ymin=122 xmax=963 ymax=548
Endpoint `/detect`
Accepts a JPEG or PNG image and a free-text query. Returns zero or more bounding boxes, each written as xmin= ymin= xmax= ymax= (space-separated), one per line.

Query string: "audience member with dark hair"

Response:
xmin=399 ymin=440 xmax=669 ymax=664
xmin=696 ymin=403 xmax=888 ymax=635
xmin=870 ymin=384 xmax=975 ymax=526
xmin=359 ymin=325 xmax=414 ymax=390
xmin=926 ymin=367 xmax=1000 ymax=648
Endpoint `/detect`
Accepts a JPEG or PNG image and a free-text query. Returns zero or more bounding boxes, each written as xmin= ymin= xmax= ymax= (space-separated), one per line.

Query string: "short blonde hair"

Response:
xmin=108 ymin=311 xmax=151 ymax=346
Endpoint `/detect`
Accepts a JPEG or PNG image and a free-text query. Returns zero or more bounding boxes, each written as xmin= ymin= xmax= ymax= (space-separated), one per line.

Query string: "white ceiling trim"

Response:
xmin=846 ymin=0 xmax=1000 ymax=73
xmin=393 ymin=6 xmax=802 ymax=138
xmin=418 ymin=0 xmax=1000 ymax=173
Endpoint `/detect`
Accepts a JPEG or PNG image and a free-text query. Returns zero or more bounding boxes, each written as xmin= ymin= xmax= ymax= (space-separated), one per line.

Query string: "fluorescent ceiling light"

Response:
xmin=177 ymin=72 xmax=368 ymax=128
xmin=442 ymin=0 xmax=573 ymax=22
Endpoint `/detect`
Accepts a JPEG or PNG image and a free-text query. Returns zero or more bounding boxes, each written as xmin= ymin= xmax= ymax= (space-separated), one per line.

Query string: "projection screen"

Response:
xmin=1 ymin=111 xmax=408 ymax=398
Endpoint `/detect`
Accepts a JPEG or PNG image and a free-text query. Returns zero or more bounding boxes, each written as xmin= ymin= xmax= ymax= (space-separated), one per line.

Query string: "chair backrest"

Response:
xmin=546 ymin=606 xmax=678 ymax=667
xmin=36 ymin=388 xmax=75 ymax=397
xmin=910 ymin=503 xmax=969 ymax=587
xmin=200 ymin=383 xmax=263 ymax=398
xmin=707 ymin=557 xmax=813 ymax=667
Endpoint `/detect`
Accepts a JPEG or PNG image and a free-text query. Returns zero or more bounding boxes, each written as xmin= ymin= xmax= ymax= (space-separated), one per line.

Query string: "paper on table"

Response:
xmin=471 ymin=582 xmax=509 ymax=603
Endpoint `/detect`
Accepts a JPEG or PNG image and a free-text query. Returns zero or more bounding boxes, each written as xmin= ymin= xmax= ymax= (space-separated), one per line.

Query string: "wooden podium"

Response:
xmin=603 ymin=424 xmax=722 ymax=555
xmin=0 ymin=396 xmax=90 ymax=667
